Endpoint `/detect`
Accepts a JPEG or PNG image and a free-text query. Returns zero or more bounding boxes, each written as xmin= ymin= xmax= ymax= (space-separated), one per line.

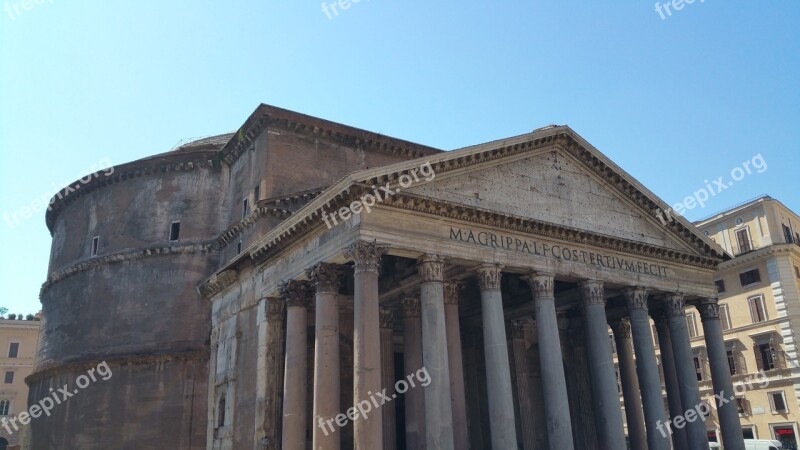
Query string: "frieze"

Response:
xmin=449 ymin=226 xmax=670 ymax=278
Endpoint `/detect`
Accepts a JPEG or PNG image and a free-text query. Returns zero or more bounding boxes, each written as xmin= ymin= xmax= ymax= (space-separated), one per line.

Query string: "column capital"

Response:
xmin=696 ymin=298 xmax=720 ymax=321
xmin=522 ymin=272 xmax=555 ymax=299
xmin=280 ymin=280 xmax=313 ymax=308
xmin=443 ymin=281 xmax=462 ymax=305
xmin=579 ymin=280 xmax=605 ymax=307
xmin=509 ymin=319 xmax=530 ymax=340
xmin=306 ymin=262 xmax=344 ymax=294
xmin=344 ymin=240 xmax=388 ymax=274
xmin=663 ymin=293 xmax=685 ymax=319
xmin=379 ymin=308 xmax=395 ymax=329
xmin=264 ymin=297 xmax=285 ymax=321
xmin=610 ymin=318 xmax=632 ymax=339
xmin=400 ymin=296 xmax=421 ymax=318
xmin=474 ymin=263 xmax=504 ymax=291
xmin=418 ymin=254 xmax=446 ymax=282
xmin=624 ymin=287 xmax=650 ymax=311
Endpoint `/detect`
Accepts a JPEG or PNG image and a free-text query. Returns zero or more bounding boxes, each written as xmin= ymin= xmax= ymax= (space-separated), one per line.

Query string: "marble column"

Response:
xmin=610 ymin=319 xmax=647 ymax=450
xmin=379 ymin=308 xmax=397 ymax=450
xmin=523 ymin=272 xmax=574 ymax=449
xmin=401 ymin=297 xmax=426 ymax=450
xmin=475 ymin=264 xmax=518 ymax=449
xmin=510 ymin=320 xmax=536 ymax=450
xmin=418 ymin=254 xmax=455 ymax=450
xmin=344 ymin=240 xmax=388 ymax=450
xmin=255 ymin=298 xmax=285 ymax=450
xmin=443 ymin=281 xmax=469 ymax=450
xmin=652 ymin=308 xmax=690 ymax=450
xmin=698 ymin=299 xmax=745 ymax=450
xmin=281 ymin=280 xmax=313 ymax=450
xmin=579 ymin=281 xmax=626 ymax=449
xmin=665 ymin=294 xmax=710 ymax=450
xmin=308 ymin=263 xmax=343 ymax=450
xmin=624 ymin=288 xmax=669 ymax=450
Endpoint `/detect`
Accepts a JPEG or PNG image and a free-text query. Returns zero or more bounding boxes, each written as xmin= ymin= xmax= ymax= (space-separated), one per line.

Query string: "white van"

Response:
xmin=744 ymin=439 xmax=783 ymax=450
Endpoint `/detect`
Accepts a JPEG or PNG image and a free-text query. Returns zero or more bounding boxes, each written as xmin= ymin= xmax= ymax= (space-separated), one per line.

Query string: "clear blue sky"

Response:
xmin=1 ymin=1 xmax=798 ymax=316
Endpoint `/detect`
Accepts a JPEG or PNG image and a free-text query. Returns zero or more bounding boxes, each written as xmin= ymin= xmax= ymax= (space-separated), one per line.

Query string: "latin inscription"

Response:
xmin=449 ymin=227 xmax=670 ymax=278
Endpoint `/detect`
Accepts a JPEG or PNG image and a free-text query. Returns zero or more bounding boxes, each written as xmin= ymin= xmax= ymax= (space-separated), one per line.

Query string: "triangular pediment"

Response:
xmin=396 ymin=132 xmax=720 ymax=258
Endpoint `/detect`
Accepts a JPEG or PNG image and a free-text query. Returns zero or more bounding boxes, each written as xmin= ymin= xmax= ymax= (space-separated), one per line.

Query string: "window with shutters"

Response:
xmin=726 ymin=345 xmax=746 ymax=375
xmin=740 ymin=269 xmax=761 ymax=286
xmin=748 ymin=295 xmax=768 ymax=323
xmin=783 ymin=224 xmax=794 ymax=244
xmin=652 ymin=324 xmax=659 ymax=347
xmin=720 ymin=304 xmax=732 ymax=330
xmin=687 ymin=313 xmax=698 ymax=338
xmin=754 ymin=337 xmax=786 ymax=371
xmin=735 ymin=227 xmax=753 ymax=254
xmin=769 ymin=391 xmax=788 ymax=413
xmin=0 ymin=400 xmax=8 ymax=416
xmin=735 ymin=397 xmax=751 ymax=416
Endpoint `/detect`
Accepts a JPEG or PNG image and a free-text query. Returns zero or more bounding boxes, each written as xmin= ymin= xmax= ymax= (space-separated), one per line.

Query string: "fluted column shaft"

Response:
xmin=653 ymin=309 xmax=689 ymax=450
xmin=379 ymin=308 xmax=397 ymax=450
xmin=401 ymin=297 xmax=426 ymax=450
xmin=524 ymin=272 xmax=574 ymax=450
xmin=345 ymin=241 xmax=388 ymax=450
xmin=281 ymin=281 xmax=313 ymax=450
xmin=698 ymin=299 xmax=745 ymax=450
xmin=443 ymin=282 xmax=469 ymax=450
xmin=579 ymin=281 xmax=626 ymax=449
xmin=309 ymin=263 xmax=343 ymax=450
xmin=475 ymin=264 xmax=517 ymax=449
xmin=665 ymin=294 xmax=710 ymax=450
xmin=419 ymin=254 xmax=454 ymax=450
xmin=611 ymin=319 xmax=647 ymax=450
xmin=624 ymin=288 xmax=669 ymax=450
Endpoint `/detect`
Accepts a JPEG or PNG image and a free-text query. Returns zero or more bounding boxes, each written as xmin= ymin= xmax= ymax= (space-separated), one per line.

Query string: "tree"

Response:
xmin=0 ymin=307 xmax=7 ymax=318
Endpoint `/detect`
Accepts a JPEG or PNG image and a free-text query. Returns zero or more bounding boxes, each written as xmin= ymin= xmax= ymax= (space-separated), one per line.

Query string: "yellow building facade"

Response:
xmin=0 ymin=316 xmax=41 ymax=450
xmin=614 ymin=195 xmax=800 ymax=449
xmin=695 ymin=195 xmax=800 ymax=449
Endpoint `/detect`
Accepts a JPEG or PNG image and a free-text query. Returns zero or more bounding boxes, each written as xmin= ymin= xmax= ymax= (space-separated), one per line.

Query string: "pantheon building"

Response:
xmin=33 ymin=104 xmax=745 ymax=450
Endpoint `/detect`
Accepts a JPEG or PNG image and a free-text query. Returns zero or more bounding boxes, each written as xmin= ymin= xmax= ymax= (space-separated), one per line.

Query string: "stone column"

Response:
xmin=379 ymin=308 xmax=397 ymax=450
xmin=610 ymin=319 xmax=647 ymax=450
xmin=579 ymin=281 xmax=626 ymax=449
xmin=475 ymin=264 xmax=518 ymax=449
xmin=418 ymin=254 xmax=455 ymax=450
xmin=624 ymin=288 xmax=669 ymax=450
xmin=652 ymin=308 xmax=689 ymax=450
xmin=510 ymin=320 xmax=536 ymax=450
xmin=344 ymin=240 xmax=388 ymax=450
xmin=698 ymin=299 xmax=745 ymax=450
xmin=255 ymin=298 xmax=285 ymax=450
xmin=443 ymin=281 xmax=469 ymax=450
xmin=523 ymin=272 xmax=574 ymax=449
xmin=308 ymin=263 xmax=344 ymax=450
xmin=665 ymin=294 xmax=710 ymax=450
xmin=401 ymin=297 xmax=426 ymax=450
xmin=281 ymin=280 xmax=312 ymax=450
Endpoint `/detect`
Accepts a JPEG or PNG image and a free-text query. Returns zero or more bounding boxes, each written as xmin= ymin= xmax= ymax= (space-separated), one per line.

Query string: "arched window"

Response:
xmin=0 ymin=400 xmax=9 ymax=416
xmin=217 ymin=395 xmax=226 ymax=428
